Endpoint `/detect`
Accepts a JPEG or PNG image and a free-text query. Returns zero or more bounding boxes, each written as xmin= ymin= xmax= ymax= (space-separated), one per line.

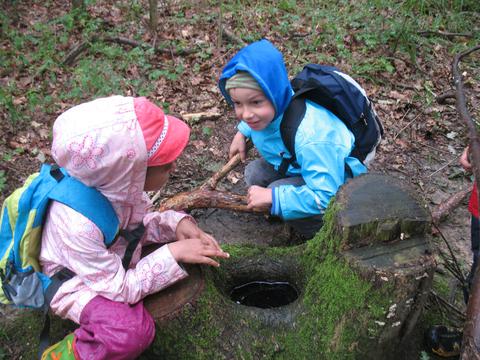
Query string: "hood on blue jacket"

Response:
xmin=218 ymin=39 xmax=292 ymax=119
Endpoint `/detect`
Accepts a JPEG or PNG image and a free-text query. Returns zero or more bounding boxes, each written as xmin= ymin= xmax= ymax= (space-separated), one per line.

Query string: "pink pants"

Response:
xmin=74 ymin=296 xmax=155 ymax=360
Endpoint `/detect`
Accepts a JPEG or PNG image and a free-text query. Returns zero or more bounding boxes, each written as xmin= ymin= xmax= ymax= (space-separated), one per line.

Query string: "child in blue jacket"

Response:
xmin=218 ymin=39 xmax=368 ymax=239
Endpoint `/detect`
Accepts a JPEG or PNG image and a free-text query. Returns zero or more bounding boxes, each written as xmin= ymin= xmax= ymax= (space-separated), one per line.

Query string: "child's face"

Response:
xmin=229 ymin=88 xmax=275 ymax=131
xmin=144 ymin=161 xmax=176 ymax=191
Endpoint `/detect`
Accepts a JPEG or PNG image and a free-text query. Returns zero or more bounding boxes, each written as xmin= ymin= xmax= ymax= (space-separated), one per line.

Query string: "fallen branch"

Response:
xmin=201 ymin=141 xmax=253 ymax=191
xmin=418 ymin=30 xmax=475 ymax=39
xmin=63 ymin=35 xmax=197 ymax=66
xmin=431 ymin=187 xmax=471 ymax=225
xmin=430 ymin=290 xmax=466 ymax=323
xmin=452 ymin=44 xmax=480 ymax=360
xmin=157 ymin=188 xmax=268 ymax=213
xmin=220 ymin=27 xmax=246 ymax=46
xmin=181 ymin=112 xmax=222 ymax=124
xmin=155 ymin=141 xmax=261 ymax=213
xmin=436 ymin=90 xmax=457 ymax=105
xmin=392 ymin=112 xmax=420 ymax=141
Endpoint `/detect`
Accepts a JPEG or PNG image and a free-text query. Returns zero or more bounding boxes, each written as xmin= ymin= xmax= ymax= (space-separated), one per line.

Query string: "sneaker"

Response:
xmin=424 ymin=325 xmax=462 ymax=358
xmin=41 ymin=333 xmax=78 ymax=360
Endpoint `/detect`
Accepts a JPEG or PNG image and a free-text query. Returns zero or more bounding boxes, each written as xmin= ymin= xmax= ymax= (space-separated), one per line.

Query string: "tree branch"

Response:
xmin=452 ymin=44 xmax=480 ymax=360
xmin=418 ymin=30 xmax=475 ymax=39
xmin=63 ymin=35 xmax=196 ymax=66
xmin=155 ymin=141 xmax=263 ymax=213
xmin=431 ymin=187 xmax=471 ymax=225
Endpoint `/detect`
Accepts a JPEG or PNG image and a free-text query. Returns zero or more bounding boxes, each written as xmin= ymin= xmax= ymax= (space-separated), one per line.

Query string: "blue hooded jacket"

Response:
xmin=219 ymin=39 xmax=367 ymax=220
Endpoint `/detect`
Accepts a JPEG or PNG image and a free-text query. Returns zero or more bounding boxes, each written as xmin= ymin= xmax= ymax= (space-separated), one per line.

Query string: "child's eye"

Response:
xmin=252 ymin=100 xmax=263 ymax=105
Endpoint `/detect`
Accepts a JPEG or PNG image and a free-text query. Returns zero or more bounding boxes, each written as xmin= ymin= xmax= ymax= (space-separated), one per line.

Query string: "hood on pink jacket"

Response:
xmin=51 ymin=96 xmax=149 ymax=228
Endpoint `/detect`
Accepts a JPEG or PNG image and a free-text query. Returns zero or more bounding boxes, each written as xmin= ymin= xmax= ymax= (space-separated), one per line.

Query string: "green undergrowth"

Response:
xmin=2 ymin=1 xmax=479 ymax=124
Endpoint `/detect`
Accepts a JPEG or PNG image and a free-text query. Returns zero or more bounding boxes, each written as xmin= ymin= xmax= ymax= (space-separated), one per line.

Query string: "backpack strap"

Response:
xmin=119 ymin=224 xmax=146 ymax=270
xmin=47 ymin=166 xmax=120 ymax=247
xmin=38 ymin=267 xmax=75 ymax=359
xmin=279 ymin=97 xmax=307 ymax=177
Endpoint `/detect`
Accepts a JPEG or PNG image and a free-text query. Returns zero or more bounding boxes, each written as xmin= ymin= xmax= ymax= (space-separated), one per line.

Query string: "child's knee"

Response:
xmin=245 ymin=159 xmax=275 ymax=186
xmin=77 ymin=297 xmax=156 ymax=358
xmin=124 ymin=305 xmax=156 ymax=353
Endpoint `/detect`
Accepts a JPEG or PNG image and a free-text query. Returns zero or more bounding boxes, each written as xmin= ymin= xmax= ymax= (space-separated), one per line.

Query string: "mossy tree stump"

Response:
xmin=142 ymin=174 xmax=436 ymax=360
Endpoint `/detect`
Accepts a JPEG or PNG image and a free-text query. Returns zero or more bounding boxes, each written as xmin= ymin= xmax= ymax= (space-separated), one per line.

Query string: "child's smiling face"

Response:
xmin=229 ymin=88 xmax=275 ymax=131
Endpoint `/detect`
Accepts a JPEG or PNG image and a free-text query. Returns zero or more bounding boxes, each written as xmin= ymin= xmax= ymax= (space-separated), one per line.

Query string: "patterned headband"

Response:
xmin=147 ymin=116 xmax=169 ymax=158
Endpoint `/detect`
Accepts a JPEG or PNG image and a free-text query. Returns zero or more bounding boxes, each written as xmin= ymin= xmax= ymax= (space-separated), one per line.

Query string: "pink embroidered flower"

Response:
xmin=68 ymin=135 xmax=105 ymax=169
xmin=139 ymin=260 xmax=167 ymax=293
xmin=126 ymin=149 xmax=136 ymax=160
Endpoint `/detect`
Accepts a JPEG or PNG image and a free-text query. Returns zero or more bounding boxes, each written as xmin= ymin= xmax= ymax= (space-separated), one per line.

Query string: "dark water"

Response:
xmin=230 ymin=281 xmax=298 ymax=308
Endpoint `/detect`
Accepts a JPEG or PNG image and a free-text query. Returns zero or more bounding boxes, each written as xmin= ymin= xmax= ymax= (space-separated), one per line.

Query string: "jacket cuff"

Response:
xmin=271 ymin=187 xmax=282 ymax=217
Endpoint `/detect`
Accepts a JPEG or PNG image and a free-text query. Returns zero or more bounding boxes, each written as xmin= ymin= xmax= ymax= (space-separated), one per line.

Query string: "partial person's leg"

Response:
xmin=244 ymin=158 xmax=284 ymax=187
xmin=74 ymin=296 xmax=155 ymax=360
xmin=268 ymin=177 xmax=324 ymax=240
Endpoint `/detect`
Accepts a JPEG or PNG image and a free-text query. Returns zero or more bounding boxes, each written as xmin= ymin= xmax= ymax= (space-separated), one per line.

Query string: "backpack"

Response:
xmin=278 ymin=64 xmax=384 ymax=176
xmin=0 ymin=163 xmax=120 ymax=310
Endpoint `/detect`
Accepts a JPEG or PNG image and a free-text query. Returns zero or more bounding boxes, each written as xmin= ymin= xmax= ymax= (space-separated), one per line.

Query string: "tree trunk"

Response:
xmin=149 ymin=0 xmax=158 ymax=35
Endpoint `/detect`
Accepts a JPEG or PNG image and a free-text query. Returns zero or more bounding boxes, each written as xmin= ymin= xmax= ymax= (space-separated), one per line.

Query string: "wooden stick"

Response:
xmin=63 ymin=36 xmax=196 ymax=66
xmin=431 ymin=187 xmax=471 ymax=225
xmin=157 ymin=188 xmax=268 ymax=214
xmin=452 ymin=45 xmax=480 ymax=360
xmin=156 ymin=141 xmax=255 ymax=212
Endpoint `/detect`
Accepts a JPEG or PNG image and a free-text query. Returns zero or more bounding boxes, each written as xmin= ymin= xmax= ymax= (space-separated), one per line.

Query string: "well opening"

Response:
xmin=212 ymin=254 xmax=304 ymax=310
xmin=230 ymin=280 xmax=298 ymax=308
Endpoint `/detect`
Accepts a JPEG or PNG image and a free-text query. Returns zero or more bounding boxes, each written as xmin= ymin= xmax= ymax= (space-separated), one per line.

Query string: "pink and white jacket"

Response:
xmin=40 ymin=96 xmax=189 ymax=323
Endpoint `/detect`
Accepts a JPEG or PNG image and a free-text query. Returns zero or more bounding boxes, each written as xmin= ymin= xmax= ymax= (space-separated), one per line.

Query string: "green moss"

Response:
xmin=280 ymin=253 xmax=389 ymax=359
xmin=149 ymin=198 xmax=394 ymax=359
xmin=144 ymin=279 xmax=226 ymax=359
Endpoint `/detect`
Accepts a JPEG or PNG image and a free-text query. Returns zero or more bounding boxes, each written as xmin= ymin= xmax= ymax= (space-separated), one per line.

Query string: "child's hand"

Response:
xmin=247 ymin=185 xmax=272 ymax=210
xmin=176 ymin=218 xmax=222 ymax=251
xmin=168 ymin=238 xmax=230 ymax=267
xmin=229 ymin=131 xmax=247 ymax=162
xmin=460 ymin=146 xmax=472 ymax=171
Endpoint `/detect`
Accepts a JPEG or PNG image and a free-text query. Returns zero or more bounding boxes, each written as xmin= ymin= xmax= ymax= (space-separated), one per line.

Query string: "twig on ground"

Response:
xmin=63 ymin=35 xmax=197 ymax=66
xmin=427 ymin=156 xmax=460 ymax=178
xmin=433 ymin=223 xmax=467 ymax=284
xmin=393 ymin=112 xmax=420 ymax=141
xmin=181 ymin=112 xmax=222 ymax=124
xmin=418 ymin=30 xmax=475 ymax=39
xmin=220 ymin=27 xmax=246 ymax=46
xmin=437 ymin=90 xmax=457 ymax=105
xmin=431 ymin=187 xmax=471 ymax=225
xmin=430 ymin=290 xmax=466 ymax=323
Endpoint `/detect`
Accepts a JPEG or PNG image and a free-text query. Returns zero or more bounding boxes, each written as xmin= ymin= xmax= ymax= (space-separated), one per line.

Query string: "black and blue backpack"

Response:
xmin=278 ymin=64 xmax=384 ymax=175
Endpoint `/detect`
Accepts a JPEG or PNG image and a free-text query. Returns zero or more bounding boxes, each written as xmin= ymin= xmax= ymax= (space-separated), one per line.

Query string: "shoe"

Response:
xmin=424 ymin=325 xmax=462 ymax=358
xmin=41 ymin=333 xmax=78 ymax=360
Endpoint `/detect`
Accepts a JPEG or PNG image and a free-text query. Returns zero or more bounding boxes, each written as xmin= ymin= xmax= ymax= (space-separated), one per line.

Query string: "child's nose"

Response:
xmin=243 ymin=106 xmax=254 ymax=119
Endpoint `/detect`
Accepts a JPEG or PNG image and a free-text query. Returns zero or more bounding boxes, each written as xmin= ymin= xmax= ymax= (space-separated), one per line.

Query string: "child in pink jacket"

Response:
xmin=40 ymin=96 xmax=229 ymax=360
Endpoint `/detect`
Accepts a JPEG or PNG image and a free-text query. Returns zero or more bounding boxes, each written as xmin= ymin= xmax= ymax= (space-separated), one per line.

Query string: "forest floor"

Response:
xmin=0 ymin=1 xmax=479 ymax=358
